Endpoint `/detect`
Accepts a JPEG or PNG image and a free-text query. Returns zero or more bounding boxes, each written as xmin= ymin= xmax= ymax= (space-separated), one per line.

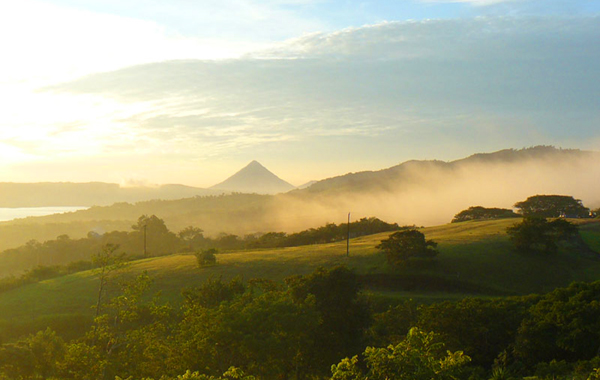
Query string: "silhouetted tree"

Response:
xmin=514 ymin=195 xmax=589 ymax=218
xmin=506 ymin=217 xmax=578 ymax=255
xmin=452 ymin=206 xmax=518 ymax=223
xmin=178 ymin=226 xmax=206 ymax=251
xmin=131 ymin=215 xmax=181 ymax=256
xmin=376 ymin=230 xmax=438 ymax=266
xmin=286 ymin=266 xmax=371 ymax=375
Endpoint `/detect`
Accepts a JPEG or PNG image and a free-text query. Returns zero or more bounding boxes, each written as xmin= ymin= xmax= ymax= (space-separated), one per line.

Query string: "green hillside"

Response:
xmin=0 ymin=218 xmax=599 ymax=342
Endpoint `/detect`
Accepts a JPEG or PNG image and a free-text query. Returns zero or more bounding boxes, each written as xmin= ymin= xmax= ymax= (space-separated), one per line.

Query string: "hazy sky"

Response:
xmin=1 ymin=0 xmax=599 ymax=187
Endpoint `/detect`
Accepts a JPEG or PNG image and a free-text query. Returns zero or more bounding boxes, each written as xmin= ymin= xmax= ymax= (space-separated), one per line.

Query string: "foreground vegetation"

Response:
xmin=0 ymin=198 xmax=599 ymax=379
xmin=2 ymin=266 xmax=600 ymax=380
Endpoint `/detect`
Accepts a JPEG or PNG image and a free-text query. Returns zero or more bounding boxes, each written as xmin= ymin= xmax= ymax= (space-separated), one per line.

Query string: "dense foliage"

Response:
xmin=506 ymin=217 xmax=578 ymax=254
xmin=376 ymin=229 xmax=438 ymax=266
xmin=514 ymin=195 xmax=590 ymax=218
xmin=331 ymin=328 xmax=471 ymax=380
xmin=451 ymin=206 xmax=519 ymax=223
xmin=0 ymin=267 xmax=369 ymax=380
xmin=207 ymin=217 xmax=403 ymax=251
xmin=2 ymin=264 xmax=600 ymax=379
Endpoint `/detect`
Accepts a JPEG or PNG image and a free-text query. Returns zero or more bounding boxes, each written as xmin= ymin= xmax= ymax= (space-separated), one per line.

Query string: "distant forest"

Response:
xmin=0 ymin=216 xmax=401 ymax=280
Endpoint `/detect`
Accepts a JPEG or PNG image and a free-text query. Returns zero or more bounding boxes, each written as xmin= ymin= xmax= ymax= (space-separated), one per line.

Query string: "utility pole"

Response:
xmin=347 ymin=212 xmax=350 ymax=257
xmin=143 ymin=224 xmax=147 ymax=257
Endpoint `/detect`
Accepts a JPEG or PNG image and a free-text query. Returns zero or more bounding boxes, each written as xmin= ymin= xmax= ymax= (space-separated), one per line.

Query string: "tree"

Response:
xmin=92 ymin=243 xmax=128 ymax=318
xmin=416 ymin=297 xmax=534 ymax=367
xmin=177 ymin=289 xmax=318 ymax=379
xmin=182 ymin=276 xmax=245 ymax=309
xmin=195 ymin=248 xmax=217 ymax=268
xmin=376 ymin=230 xmax=438 ymax=266
xmin=286 ymin=266 xmax=371 ymax=375
xmin=114 ymin=367 xmax=257 ymax=380
xmin=451 ymin=206 xmax=518 ymax=223
xmin=506 ymin=217 xmax=578 ymax=255
xmin=0 ymin=328 xmax=66 ymax=380
xmin=132 ymin=215 xmax=181 ymax=256
xmin=330 ymin=328 xmax=471 ymax=380
xmin=26 ymin=328 xmax=66 ymax=379
xmin=514 ymin=281 xmax=600 ymax=366
xmin=514 ymin=195 xmax=590 ymax=218
xmin=215 ymin=233 xmax=242 ymax=250
xmin=247 ymin=232 xmax=287 ymax=249
xmin=178 ymin=226 xmax=206 ymax=251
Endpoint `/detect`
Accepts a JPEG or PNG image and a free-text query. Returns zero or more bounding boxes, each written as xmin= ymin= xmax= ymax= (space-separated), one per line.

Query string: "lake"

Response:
xmin=0 ymin=206 xmax=88 ymax=222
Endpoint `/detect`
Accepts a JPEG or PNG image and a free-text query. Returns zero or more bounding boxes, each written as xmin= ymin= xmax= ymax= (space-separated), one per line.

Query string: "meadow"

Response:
xmin=1 ymin=217 xmax=599 ymax=342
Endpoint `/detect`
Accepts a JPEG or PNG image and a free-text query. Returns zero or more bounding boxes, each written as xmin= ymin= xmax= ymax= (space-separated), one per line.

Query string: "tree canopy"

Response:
xmin=376 ymin=230 xmax=438 ymax=266
xmin=451 ymin=206 xmax=519 ymax=223
xmin=506 ymin=217 xmax=578 ymax=255
xmin=5 ymin=268 xmax=600 ymax=379
xmin=514 ymin=195 xmax=590 ymax=218
xmin=286 ymin=266 xmax=371 ymax=375
xmin=330 ymin=328 xmax=471 ymax=380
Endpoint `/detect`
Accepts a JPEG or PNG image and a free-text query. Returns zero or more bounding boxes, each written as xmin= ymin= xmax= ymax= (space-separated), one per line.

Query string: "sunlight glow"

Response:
xmin=0 ymin=1 xmax=260 ymax=86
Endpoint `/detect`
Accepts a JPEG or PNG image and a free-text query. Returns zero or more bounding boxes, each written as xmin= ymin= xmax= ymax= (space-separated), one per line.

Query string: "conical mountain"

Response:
xmin=210 ymin=161 xmax=295 ymax=194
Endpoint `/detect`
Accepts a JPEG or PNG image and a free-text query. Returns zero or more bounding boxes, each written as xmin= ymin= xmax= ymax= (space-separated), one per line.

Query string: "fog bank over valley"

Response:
xmin=272 ymin=148 xmax=600 ymax=230
xmin=0 ymin=147 xmax=597 ymax=252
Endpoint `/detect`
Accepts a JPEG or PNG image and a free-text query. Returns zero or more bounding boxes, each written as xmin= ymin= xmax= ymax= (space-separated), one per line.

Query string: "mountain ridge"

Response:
xmin=294 ymin=146 xmax=597 ymax=195
xmin=0 ymin=146 xmax=595 ymax=207
xmin=0 ymin=146 xmax=598 ymax=252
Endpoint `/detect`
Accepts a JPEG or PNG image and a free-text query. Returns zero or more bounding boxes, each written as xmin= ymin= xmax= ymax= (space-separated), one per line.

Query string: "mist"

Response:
xmin=0 ymin=148 xmax=597 ymax=255
xmin=269 ymin=152 xmax=600 ymax=231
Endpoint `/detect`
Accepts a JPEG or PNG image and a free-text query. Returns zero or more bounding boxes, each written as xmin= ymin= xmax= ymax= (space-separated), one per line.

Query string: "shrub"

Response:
xmin=195 ymin=248 xmax=217 ymax=267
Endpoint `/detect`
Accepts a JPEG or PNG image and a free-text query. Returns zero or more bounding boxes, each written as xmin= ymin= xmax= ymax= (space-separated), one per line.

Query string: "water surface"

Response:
xmin=0 ymin=207 xmax=88 ymax=222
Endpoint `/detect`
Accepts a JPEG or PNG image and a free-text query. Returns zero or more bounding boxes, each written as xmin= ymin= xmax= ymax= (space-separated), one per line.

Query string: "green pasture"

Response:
xmin=0 ymin=218 xmax=599 ymax=341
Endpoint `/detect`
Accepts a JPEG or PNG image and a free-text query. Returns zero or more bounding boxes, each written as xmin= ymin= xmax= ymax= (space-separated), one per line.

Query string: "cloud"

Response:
xmin=0 ymin=0 xmax=332 ymax=87
xmin=256 ymin=16 xmax=600 ymax=60
xmin=11 ymin=16 xmax=599 ymax=185
xmin=0 ymin=0 xmax=271 ymax=86
xmin=420 ymin=0 xmax=524 ymax=5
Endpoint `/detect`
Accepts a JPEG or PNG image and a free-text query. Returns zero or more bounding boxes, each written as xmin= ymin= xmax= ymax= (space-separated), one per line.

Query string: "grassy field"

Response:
xmin=0 ymin=218 xmax=599 ymax=341
xmin=581 ymin=220 xmax=600 ymax=252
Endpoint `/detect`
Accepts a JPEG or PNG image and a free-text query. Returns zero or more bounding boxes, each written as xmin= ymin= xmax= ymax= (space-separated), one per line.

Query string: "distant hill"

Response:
xmin=295 ymin=146 xmax=598 ymax=195
xmin=297 ymin=180 xmax=318 ymax=190
xmin=0 ymin=146 xmax=598 ymax=252
xmin=0 ymin=182 xmax=222 ymax=207
xmin=294 ymin=159 xmax=450 ymax=194
xmin=210 ymin=160 xmax=295 ymax=194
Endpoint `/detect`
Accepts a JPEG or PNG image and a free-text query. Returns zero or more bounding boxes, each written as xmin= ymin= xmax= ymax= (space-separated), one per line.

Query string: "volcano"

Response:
xmin=210 ymin=161 xmax=295 ymax=194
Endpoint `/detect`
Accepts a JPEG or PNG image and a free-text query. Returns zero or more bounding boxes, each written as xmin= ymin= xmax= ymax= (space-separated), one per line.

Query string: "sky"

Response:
xmin=0 ymin=0 xmax=599 ymax=187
